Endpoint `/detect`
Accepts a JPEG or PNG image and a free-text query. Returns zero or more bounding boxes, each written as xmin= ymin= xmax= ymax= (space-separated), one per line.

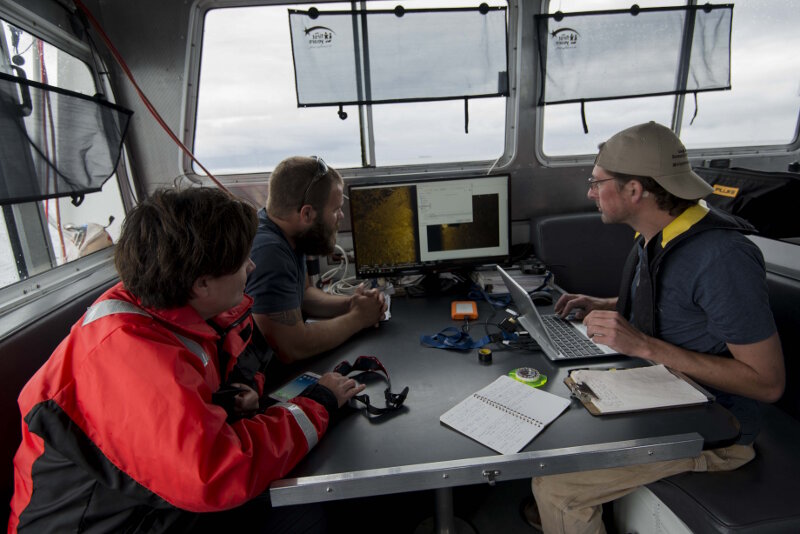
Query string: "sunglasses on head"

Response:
xmin=299 ymin=155 xmax=329 ymax=209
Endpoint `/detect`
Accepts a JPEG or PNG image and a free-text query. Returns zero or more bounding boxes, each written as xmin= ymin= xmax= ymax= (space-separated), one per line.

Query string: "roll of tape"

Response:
xmin=509 ymin=367 xmax=547 ymax=388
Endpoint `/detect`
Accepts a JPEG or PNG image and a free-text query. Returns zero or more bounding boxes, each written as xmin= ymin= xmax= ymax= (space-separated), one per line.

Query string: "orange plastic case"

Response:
xmin=451 ymin=301 xmax=478 ymax=320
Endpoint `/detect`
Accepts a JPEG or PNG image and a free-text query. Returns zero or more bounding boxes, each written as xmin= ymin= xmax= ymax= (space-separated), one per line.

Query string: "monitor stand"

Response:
xmin=420 ymin=274 xmax=443 ymax=296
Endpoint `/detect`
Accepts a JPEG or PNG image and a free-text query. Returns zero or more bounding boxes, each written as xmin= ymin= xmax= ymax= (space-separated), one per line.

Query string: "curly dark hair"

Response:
xmin=606 ymin=170 xmax=697 ymax=216
xmin=115 ymin=187 xmax=258 ymax=309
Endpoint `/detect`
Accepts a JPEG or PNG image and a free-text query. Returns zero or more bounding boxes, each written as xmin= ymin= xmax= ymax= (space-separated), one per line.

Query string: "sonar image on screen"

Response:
xmin=350 ymin=185 xmax=419 ymax=269
xmin=426 ymin=194 xmax=499 ymax=252
xmin=350 ymin=175 xmax=509 ymax=276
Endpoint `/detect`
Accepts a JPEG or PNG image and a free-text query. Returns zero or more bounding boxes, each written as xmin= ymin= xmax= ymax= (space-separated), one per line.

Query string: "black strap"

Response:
xmin=580 ymin=100 xmax=588 ymax=133
xmin=689 ymin=91 xmax=699 ymax=125
xmin=206 ymin=311 xmax=252 ymax=381
xmin=616 ymin=238 xmax=642 ymax=320
xmin=630 ymin=241 xmax=656 ymax=337
xmin=334 ymin=356 xmax=409 ymax=416
xmin=464 ymin=97 xmax=469 ymax=134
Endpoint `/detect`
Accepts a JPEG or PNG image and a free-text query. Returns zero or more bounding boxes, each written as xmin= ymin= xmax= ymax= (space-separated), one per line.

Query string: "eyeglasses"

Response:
xmin=587 ymin=176 xmax=616 ymax=190
xmin=299 ymin=156 xmax=329 ymax=209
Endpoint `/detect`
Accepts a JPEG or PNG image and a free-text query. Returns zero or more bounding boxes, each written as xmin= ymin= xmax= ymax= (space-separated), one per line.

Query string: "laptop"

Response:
xmin=496 ymin=266 xmax=619 ymax=361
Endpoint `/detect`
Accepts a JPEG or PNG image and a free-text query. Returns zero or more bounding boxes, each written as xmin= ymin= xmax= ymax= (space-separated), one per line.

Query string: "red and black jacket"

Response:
xmin=9 ymin=283 xmax=330 ymax=532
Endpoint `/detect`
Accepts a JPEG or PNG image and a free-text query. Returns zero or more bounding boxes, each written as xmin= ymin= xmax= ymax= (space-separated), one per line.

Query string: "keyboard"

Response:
xmin=541 ymin=314 xmax=605 ymax=358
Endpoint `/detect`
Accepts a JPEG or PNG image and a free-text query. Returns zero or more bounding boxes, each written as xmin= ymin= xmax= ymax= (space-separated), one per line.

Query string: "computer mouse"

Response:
xmin=530 ymin=291 xmax=554 ymax=306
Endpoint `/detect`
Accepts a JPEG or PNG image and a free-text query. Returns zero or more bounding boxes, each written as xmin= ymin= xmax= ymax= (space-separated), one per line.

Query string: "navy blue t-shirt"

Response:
xmin=655 ymin=229 xmax=774 ymax=352
xmin=635 ymin=229 xmax=776 ymax=444
xmin=246 ymin=209 xmax=306 ymax=315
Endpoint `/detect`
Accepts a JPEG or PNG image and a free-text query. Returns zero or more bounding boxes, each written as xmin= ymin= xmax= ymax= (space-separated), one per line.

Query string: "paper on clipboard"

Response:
xmin=564 ymin=364 xmax=712 ymax=415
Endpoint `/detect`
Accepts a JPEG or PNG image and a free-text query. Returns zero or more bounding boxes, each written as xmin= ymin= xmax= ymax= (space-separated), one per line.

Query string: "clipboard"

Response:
xmin=564 ymin=373 xmax=604 ymax=416
xmin=564 ymin=365 xmax=714 ymax=416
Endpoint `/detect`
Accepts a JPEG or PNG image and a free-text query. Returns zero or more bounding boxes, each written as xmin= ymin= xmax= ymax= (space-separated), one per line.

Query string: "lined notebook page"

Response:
xmin=440 ymin=375 xmax=570 ymax=454
xmin=571 ymin=364 xmax=709 ymax=414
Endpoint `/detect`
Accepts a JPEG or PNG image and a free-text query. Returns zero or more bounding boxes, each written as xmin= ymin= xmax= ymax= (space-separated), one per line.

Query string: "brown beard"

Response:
xmin=295 ymin=213 xmax=336 ymax=255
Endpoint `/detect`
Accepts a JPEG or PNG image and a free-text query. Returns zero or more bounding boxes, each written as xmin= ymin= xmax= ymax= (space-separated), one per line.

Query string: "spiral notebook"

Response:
xmin=440 ymin=375 xmax=570 ymax=454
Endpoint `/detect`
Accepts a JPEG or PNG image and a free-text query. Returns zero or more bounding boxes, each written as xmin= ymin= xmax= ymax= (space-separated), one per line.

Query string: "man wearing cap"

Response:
xmin=524 ymin=122 xmax=785 ymax=533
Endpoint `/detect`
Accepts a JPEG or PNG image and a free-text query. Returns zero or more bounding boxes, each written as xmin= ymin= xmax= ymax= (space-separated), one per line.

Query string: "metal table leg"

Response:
xmin=414 ymin=487 xmax=476 ymax=534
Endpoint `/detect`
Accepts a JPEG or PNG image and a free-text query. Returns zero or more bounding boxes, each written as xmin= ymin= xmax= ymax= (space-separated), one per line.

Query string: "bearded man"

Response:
xmin=246 ymin=156 xmax=386 ymax=364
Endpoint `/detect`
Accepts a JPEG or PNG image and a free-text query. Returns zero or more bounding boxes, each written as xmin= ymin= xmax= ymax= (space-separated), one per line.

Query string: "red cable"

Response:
xmin=72 ymin=0 xmax=231 ymax=194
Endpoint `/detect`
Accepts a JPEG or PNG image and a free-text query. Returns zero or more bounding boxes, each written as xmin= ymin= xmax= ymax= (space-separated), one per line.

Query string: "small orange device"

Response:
xmin=451 ymin=301 xmax=478 ymax=320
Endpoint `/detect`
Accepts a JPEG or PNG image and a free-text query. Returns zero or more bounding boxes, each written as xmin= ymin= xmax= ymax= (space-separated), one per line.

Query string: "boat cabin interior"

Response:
xmin=1 ymin=0 xmax=799 ymax=531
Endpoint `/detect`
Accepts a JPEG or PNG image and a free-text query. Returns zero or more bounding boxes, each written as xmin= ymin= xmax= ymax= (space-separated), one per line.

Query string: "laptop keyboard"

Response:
xmin=541 ymin=314 xmax=605 ymax=358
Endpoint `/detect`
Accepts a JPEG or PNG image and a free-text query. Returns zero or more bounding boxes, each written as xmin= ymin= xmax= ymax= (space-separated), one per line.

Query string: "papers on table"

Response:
xmin=565 ymin=364 xmax=711 ymax=415
xmin=440 ymin=375 xmax=570 ymax=454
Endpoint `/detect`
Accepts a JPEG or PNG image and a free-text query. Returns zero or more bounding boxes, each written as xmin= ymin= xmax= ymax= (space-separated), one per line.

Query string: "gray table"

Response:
xmin=269 ymin=295 xmax=739 ymax=530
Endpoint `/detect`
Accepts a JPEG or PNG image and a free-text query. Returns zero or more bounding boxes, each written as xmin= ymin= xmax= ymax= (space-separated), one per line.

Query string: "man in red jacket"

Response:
xmin=9 ymin=187 xmax=364 ymax=533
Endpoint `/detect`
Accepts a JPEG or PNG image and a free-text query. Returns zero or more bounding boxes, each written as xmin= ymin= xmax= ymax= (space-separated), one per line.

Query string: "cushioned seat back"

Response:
xmin=530 ymin=213 xmax=634 ymax=297
xmin=766 ymin=271 xmax=800 ymax=419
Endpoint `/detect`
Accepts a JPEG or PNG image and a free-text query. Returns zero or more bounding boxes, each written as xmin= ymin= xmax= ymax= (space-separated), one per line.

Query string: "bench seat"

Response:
xmin=646 ymin=404 xmax=800 ymax=534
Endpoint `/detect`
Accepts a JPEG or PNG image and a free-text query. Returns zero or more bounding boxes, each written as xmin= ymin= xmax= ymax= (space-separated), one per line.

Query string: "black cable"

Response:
xmin=482 ymin=303 xmax=546 ymax=352
xmin=526 ymin=270 xmax=553 ymax=295
xmin=509 ymin=242 xmax=534 ymax=263
xmin=505 ymin=339 xmax=542 ymax=352
xmin=482 ymin=307 xmax=500 ymax=339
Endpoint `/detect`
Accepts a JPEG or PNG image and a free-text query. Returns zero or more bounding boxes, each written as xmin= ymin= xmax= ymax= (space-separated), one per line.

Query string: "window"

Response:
xmin=540 ymin=0 xmax=800 ymax=156
xmin=0 ymin=19 xmax=125 ymax=291
xmin=678 ymin=0 xmax=800 ymax=148
xmin=193 ymin=0 xmax=508 ymax=174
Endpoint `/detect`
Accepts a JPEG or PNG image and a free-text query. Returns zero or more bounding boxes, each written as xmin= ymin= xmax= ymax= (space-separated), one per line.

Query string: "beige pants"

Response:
xmin=531 ymin=443 xmax=755 ymax=534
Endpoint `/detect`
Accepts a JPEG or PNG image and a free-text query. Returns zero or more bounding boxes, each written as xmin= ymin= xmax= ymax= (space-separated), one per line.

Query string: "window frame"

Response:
xmin=181 ymin=0 xmax=520 ymax=183
xmin=0 ymin=3 xmax=135 ymax=322
xmin=533 ymin=1 xmax=800 ymax=168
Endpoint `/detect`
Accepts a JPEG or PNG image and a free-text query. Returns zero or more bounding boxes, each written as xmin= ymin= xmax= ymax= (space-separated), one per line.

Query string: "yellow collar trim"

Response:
xmin=661 ymin=200 xmax=709 ymax=247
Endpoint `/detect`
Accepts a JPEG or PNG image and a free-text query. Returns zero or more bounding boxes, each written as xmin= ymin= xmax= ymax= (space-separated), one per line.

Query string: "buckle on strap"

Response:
xmin=333 ymin=356 xmax=409 ymax=416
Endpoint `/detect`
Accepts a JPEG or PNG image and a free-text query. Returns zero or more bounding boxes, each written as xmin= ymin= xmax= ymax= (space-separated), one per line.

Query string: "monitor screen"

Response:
xmin=349 ymin=175 xmax=510 ymax=277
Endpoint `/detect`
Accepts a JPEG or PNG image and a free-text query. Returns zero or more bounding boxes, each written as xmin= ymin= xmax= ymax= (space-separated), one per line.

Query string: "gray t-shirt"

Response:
xmin=246 ymin=209 xmax=306 ymax=315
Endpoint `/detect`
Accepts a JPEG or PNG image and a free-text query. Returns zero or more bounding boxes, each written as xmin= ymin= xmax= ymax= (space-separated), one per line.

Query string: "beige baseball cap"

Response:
xmin=595 ymin=121 xmax=713 ymax=200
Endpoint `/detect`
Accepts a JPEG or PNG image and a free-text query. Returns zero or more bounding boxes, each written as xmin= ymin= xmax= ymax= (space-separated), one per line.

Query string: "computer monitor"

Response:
xmin=348 ymin=175 xmax=510 ymax=277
